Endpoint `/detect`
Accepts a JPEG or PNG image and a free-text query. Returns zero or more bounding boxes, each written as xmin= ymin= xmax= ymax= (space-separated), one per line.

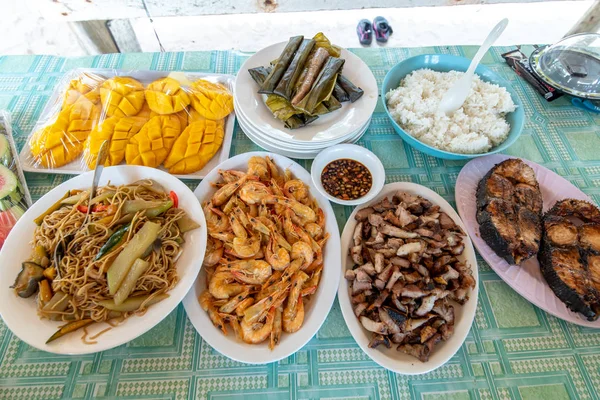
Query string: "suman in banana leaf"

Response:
xmin=259 ymin=36 xmax=303 ymax=94
xmin=291 ymin=47 xmax=330 ymax=105
xmin=274 ymin=39 xmax=316 ymax=100
xmin=337 ymin=75 xmax=364 ymax=103
xmin=295 ymin=57 xmax=345 ymax=115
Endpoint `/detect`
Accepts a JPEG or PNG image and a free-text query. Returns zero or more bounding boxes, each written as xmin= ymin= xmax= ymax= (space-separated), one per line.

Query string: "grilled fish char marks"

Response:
xmin=539 ymin=199 xmax=600 ymax=321
xmin=476 ymin=159 xmax=542 ymax=265
xmin=580 ymin=223 xmax=600 ymax=253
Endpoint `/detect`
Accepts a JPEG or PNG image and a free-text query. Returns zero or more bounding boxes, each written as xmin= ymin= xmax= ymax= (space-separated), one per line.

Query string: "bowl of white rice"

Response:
xmin=382 ymin=54 xmax=524 ymax=160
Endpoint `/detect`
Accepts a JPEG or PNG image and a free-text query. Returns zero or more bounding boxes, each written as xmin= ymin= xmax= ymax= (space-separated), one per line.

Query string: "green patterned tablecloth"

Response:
xmin=0 ymin=46 xmax=599 ymax=400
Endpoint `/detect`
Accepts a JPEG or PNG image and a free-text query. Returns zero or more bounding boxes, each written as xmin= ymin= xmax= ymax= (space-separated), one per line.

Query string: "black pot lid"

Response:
xmin=530 ymin=33 xmax=600 ymax=100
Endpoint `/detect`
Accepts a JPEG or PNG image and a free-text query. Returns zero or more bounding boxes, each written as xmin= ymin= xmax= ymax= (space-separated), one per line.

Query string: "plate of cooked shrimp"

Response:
xmin=182 ymin=152 xmax=341 ymax=364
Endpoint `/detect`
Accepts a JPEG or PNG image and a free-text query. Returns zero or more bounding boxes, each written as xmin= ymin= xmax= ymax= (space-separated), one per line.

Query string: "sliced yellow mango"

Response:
xmin=189 ymin=79 xmax=234 ymax=120
xmin=145 ymin=77 xmax=191 ymax=115
xmin=84 ymin=116 xmax=118 ymax=168
xmin=187 ymin=107 xmax=204 ymax=124
xmin=135 ymin=101 xmax=155 ymax=120
xmin=30 ymin=101 xmax=100 ymax=168
xmin=125 ymin=115 xmax=181 ymax=167
xmin=85 ymin=115 xmax=148 ymax=168
xmin=164 ymin=119 xmax=224 ymax=174
xmin=100 ymin=77 xmax=145 ymax=117
xmin=110 ymin=116 xmax=148 ymax=165
xmin=174 ymin=108 xmax=188 ymax=130
xmin=62 ymin=72 xmax=104 ymax=108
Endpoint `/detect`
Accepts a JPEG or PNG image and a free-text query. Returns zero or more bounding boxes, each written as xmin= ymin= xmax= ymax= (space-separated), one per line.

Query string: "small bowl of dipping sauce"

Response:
xmin=311 ymin=144 xmax=385 ymax=206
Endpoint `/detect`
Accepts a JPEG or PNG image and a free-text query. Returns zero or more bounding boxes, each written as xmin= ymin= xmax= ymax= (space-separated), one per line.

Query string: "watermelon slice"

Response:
xmin=0 ymin=207 xmax=18 ymax=249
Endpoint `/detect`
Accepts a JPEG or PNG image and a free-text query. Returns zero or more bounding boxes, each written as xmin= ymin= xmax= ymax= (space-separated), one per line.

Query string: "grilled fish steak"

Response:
xmin=539 ymin=199 xmax=600 ymax=321
xmin=476 ymin=159 xmax=542 ymax=264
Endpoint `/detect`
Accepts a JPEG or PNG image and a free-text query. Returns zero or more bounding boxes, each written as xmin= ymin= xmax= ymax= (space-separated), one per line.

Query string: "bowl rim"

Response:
xmin=310 ymin=144 xmax=386 ymax=206
xmin=381 ymin=53 xmax=525 ymax=159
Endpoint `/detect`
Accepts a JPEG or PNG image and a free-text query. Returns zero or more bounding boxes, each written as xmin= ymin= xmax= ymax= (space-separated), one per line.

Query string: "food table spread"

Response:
xmin=0 ymin=46 xmax=599 ymax=399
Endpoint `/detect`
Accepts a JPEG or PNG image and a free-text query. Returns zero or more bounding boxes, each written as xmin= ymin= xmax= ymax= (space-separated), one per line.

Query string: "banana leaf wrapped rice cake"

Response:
xmin=249 ymin=33 xmax=364 ymax=129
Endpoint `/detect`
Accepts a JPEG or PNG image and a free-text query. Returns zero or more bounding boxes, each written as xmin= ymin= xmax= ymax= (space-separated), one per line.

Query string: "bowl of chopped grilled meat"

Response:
xmin=338 ymin=182 xmax=478 ymax=374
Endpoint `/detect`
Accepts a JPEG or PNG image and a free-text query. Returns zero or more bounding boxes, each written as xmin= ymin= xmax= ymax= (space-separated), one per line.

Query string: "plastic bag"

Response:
xmin=24 ymin=69 xmax=235 ymax=176
xmin=0 ymin=111 xmax=32 ymax=249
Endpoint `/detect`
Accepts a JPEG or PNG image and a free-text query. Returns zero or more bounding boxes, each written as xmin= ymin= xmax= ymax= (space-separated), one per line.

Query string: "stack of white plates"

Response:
xmin=234 ymin=41 xmax=378 ymax=159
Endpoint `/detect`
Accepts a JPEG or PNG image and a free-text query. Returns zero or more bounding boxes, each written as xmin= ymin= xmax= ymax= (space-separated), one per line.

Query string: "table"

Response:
xmin=0 ymin=47 xmax=599 ymax=400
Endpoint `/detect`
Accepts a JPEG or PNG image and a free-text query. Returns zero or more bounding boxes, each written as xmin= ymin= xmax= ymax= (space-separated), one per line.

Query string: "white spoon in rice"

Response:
xmin=438 ymin=18 xmax=509 ymax=115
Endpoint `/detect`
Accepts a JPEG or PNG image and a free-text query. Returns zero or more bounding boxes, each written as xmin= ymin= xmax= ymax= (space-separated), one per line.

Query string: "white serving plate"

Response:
xmin=0 ymin=166 xmax=207 ymax=354
xmin=234 ymin=98 xmax=369 ymax=151
xmin=236 ymin=105 xmax=369 ymax=160
xmin=235 ymin=41 xmax=377 ymax=144
xmin=456 ymin=154 xmax=600 ymax=328
xmin=19 ymin=68 xmax=235 ymax=180
xmin=183 ymin=151 xmax=341 ymax=364
xmin=339 ymin=182 xmax=479 ymax=375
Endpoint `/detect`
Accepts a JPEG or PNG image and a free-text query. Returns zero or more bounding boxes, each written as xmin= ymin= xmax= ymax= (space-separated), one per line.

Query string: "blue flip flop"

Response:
xmin=373 ymin=16 xmax=393 ymax=43
xmin=357 ymin=19 xmax=373 ymax=46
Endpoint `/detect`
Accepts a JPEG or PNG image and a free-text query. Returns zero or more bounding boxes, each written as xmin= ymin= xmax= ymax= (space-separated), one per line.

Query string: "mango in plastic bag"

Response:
xmin=30 ymin=101 xmax=99 ymax=168
xmin=135 ymin=101 xmax=155 ymax=120
xmin=125 ymin=115 xmax=181 ymax=167
xmin=100 ymin=77 xmax=145 ymax=117
xmin=62 ymin=73 xmax=104 ymax=108
xmin=145 ymin=77 xmax=191 ymax=115
xmin=174 ymin=108 xmax=188 ymax=130
xmin=164 ymin=119 xmax=224 ymax=174
xmin=189 ymin=79 xmax=234 ymax=120
xmin=84 ymin=115 xmax=147 ymax=167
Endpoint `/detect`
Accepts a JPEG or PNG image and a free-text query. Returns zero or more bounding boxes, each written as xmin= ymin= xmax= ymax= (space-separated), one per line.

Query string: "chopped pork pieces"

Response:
xmin=345 ymin=191 xmax=475 ymax=362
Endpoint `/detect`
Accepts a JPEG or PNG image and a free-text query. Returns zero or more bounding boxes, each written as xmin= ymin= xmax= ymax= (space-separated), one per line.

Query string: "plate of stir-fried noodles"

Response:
xmin=0 ymin=166 xmax=206 ymax=354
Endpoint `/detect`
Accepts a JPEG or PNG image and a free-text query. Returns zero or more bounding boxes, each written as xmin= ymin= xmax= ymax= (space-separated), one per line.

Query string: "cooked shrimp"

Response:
xmin=228 ymin=315 xmax=243 ymax=340
xmin=284 ymin=180 xmax=309 ymax=204
xmin=229 ymin=213 xmax=248 ymax=239
xmin=235 ymin=297 xmax=255 ymax=316
xmin=203 ymin=237 xmax=224 ymax=267
xmin=209 ymin=232 xmax=235 ymax=243
xmin=263 ymin=196 xmax=316 ymax=223
xmin=219 ymin=287 xmax=252 ymax=313
xmin=225 ymin=260 xmax=272 ymax=285
xmin=283 ymin=271 xmax=309 ymax=333
xmin=291 ymin=241 xmax=314 ymax=270
xmin=266 ymin=230 xmax=291 ymax=271
xmin=247 ymin=156 xmax=270 ymax=180
xmin=266 ymin=157 xmax=283 ymax=185
xmin=212 ymin=176 xmax=248 ymax=206
xmin=199 ymin=291 xmax=227 ymax=334
xmin=241 ymin=307 xmax=275 ymax=344
xmin=219 ymin=169 xmax=247 ymax=183
xmin=257 ymin=280 xmax=290 ymax=302
xmin=270 ymin=307 xmax=283 ymax=350
xmin=222 ymin=194 xmax=238 ymax=215
xmin=304 ymin=222 xmax=322 ymax=239
xmin=209 ymin=271 xmax=246 ymax=299
xmin=233 ymin=233 xmax=261 ymax=258
xmin=248 ymin=216 xmax=271 ymax=236
xmin=248 ymin=204 xmax=259 ymax=217
xmin=205 ymin=204 xmax=229 ymax=233
xmin=239 ymin=181 xmax=272 ymax=205
xmin=292 ymin=225 xmax=321 ymax=253
xmin=283 ymin=213 xmax=298 ymax=244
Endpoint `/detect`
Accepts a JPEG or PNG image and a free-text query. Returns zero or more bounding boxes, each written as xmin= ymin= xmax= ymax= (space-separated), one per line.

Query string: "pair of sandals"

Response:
xmin=357 ymin=17 xmax=393 ymax=45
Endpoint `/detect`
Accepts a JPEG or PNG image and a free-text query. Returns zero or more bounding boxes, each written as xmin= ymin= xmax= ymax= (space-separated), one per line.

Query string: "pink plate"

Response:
xmin=456 ymin=154 xmax=600 ymax=328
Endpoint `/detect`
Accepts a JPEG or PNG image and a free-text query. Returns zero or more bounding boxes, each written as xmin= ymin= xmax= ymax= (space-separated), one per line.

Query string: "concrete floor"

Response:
xmin=3 ymin=0 xmax=595 ymax=55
